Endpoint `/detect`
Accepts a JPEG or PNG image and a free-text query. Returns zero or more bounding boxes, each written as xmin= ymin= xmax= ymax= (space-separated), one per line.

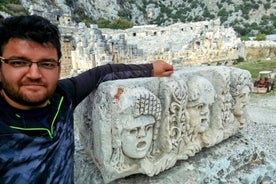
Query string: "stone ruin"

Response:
xmin=75 ymin=66 xmax=252 ymax=183
xmin=101 ymin=19 xmax=244 ymax=65
xmin=60 ymin=19 xmax=244 ymax=75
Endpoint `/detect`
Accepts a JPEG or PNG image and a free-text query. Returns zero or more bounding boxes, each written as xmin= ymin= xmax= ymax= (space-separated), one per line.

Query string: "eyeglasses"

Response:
xmin=0 ymin=56 xmax=60 ymax=70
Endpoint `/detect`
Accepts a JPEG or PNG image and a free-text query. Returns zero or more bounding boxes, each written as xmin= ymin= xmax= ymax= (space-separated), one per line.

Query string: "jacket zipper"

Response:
xmin=9 ymin=96 xmax=64 ymax=139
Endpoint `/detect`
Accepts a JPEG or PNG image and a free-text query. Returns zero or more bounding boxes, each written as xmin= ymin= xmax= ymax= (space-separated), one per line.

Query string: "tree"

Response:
xmin=234 ymin=26 xmax=250 ymax=36
xmin=264 ymin=3 xmax=271 ymax=10
xmin=255 ymin=33 xmax=266 ymax=41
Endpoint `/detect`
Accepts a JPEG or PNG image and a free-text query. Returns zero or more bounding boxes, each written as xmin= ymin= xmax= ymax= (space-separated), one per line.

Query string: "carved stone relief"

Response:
xmin=76 ymin=66 xmax=252 ymax=183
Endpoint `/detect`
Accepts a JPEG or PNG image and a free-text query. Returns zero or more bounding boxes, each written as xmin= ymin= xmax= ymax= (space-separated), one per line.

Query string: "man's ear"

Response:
xmin=0 ymin=68 xmax=2 ymax=82
xmin=57 ymin=58 xmax=61 ymax=78
xmin=0 ymin=71 xmax=2 ymax=89
xmin=58 ymin=66 xmax=61 ymax=79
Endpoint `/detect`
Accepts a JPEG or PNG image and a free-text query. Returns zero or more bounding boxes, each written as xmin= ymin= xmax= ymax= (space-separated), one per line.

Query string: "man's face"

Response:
xmin=0 ymin=38 xmax=60 ymax=109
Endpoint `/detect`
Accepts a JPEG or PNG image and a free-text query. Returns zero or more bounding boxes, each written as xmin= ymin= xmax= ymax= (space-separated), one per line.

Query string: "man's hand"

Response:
xmin=152 ymin=60 xmax=174 ymax=77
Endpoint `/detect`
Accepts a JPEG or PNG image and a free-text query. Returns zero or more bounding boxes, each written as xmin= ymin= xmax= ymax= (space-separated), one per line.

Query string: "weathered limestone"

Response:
xmin=61 ymin=19 xmax=244 ymax=74
xmin=245 ymin=41 xmax=276 ymax=61
xmin=101 ymin=20 xmax=243 ymax=65
xmin=75 ymin=66 xmax=252 ymax=183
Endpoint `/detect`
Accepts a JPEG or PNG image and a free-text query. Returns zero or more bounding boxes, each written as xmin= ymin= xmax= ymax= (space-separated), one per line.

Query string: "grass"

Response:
xmin=234 ymin=59 xmax=276 ymax=96
xmin=234 ymin=60 xmax=276 ymax=79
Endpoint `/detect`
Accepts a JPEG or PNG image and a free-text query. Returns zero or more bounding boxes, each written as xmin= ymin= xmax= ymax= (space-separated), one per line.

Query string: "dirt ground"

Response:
xmin=242 ymin=91 xmax=276 ymax=162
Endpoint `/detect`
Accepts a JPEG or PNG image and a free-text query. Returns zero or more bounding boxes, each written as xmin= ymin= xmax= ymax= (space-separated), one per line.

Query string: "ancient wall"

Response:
xmin=245 ymin=41 xmax=276 ymax=61
xmin=61 ymin=19 xmax=244 ymax=76
xmin=60 ymin=36 xmax=74 ymax=77
xmin=24 ymin=7 xmax=276 ymax=78
xmin=102 ymin=20 xmax=244 ymax=66
xmin=74 ymin=66 xmax=252 ymax=183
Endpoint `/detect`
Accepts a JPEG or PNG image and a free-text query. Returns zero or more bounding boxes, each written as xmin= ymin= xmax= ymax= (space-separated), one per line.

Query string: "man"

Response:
xmin=0 ymin=15 xmax=173 ymax=184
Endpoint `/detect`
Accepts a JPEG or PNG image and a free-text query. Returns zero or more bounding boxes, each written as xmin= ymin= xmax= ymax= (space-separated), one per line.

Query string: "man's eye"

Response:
xmin=9 ymin=60 xmax=29 ymax=67
xmin=39 ymin=62 xmax=58 ymax=68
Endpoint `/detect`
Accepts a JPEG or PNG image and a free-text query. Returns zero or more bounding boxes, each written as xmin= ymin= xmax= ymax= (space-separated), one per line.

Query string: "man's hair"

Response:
xmin=0 ymin=15 xmax=62 ymax=59
xmin=0 ymin=14 xmax=4 ymax=22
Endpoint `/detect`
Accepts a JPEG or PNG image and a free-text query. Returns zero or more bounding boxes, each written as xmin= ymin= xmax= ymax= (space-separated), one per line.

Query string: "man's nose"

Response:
xmin=26 ymin=63 xmax=42 ymax=78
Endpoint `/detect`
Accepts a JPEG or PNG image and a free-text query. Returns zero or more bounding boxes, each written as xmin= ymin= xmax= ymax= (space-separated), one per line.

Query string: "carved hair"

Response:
xmin=229 ymin=69 xmax=252 ymax=97
xmin=133 ymin=90 xmax=161 ymax=141
xmin=187 ymin=75 xmax=215 ymax=107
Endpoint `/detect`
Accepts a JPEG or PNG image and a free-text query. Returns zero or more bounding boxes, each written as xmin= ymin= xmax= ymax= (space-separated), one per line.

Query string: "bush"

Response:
xmin=74 ymin=7 xmax=93 ymax=26
xmin=110 ymin=18 xmax=133 ymax=29
xmin=234 ymin=26 xmax=251 ymax=36
xmin=97 ymin=18 xmax=133 ymax=29
xmin=236 ymin=56 xmax=245 ymax=63
xmin=255 ymin=33 xmax=266 ymax=41
xmin=264 ymin=3 xmax=271 ymax=10
xmin=96 ymin=18 xmax=111 ymax=28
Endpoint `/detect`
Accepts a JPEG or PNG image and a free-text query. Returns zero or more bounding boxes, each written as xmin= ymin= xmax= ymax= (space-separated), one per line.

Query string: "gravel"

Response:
xmin=242 ymin=91 xmax=276 ymax=162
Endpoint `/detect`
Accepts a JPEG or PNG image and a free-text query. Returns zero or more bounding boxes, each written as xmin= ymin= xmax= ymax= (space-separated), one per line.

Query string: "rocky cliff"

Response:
xmin=1 ymin=0 xmax=276 ymax=36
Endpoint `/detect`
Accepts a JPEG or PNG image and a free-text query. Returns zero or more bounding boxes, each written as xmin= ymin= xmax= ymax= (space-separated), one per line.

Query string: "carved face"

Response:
xmin=187 ymin=76 xmax=215 ymax=133
xmin=187 ymin=102 xmax=210 ymax=133
xmin=121 ymin=115 xmax=155 ymax=159
xmin=233 ymin=86 xmax=250 ymax=116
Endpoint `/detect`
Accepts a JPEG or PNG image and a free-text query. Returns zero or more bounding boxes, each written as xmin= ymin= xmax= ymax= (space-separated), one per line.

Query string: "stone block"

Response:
xmin=76 ymin=66 xmax=253 ymax=183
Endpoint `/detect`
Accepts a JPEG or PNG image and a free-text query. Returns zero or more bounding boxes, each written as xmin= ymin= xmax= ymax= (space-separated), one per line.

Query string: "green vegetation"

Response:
xmin=255 ymin=33 xmax=266 ymax=41
xmin=0 ymin=0 xmax=20 ymax=5
xmin=74 ymin=7 xmax=93 ymax=26
xmin=0 ymin=0 xmax=27 ymax=16
xmin=118 ymin=9 xmax=132 ymax=19
xmin=240 ymin=36 xmax=251 ymax=41
xmin=2 ymin=0 xmax=276 ymax=36
xmin=65 ymin=0 xmax=74 ymax=7
xmin=97 ymin=18 xmax=133 ymax=29
xmin=234 ymin=60 xmax=276 ymax=79
xmin=139 ymin=0 xmax=276 ymax=37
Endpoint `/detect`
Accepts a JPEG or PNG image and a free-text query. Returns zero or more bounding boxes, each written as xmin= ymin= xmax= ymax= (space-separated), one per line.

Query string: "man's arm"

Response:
xmin=58 ymin=60 xmax=173 ymax=107
xmin=100 ymin=60 xmax=174 ymax=82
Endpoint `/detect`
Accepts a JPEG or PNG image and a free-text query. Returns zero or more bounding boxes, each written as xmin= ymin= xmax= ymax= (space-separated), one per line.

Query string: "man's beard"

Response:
xmin=0 ymin=80 xmax=54 ymax=107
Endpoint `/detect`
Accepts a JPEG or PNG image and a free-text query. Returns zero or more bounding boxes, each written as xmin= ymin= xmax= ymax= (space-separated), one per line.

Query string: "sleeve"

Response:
xmin=58 ymin=63 xmax=153 ymax=108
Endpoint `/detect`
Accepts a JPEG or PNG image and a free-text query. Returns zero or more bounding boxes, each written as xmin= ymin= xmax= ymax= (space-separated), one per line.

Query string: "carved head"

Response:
xmin=116 ymin=88 xmax=161 ymax=159
xmin=230 ymin=69 xmax=252 ymax=116
xmin=186 ymin=76 xmax=216 ymax=133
